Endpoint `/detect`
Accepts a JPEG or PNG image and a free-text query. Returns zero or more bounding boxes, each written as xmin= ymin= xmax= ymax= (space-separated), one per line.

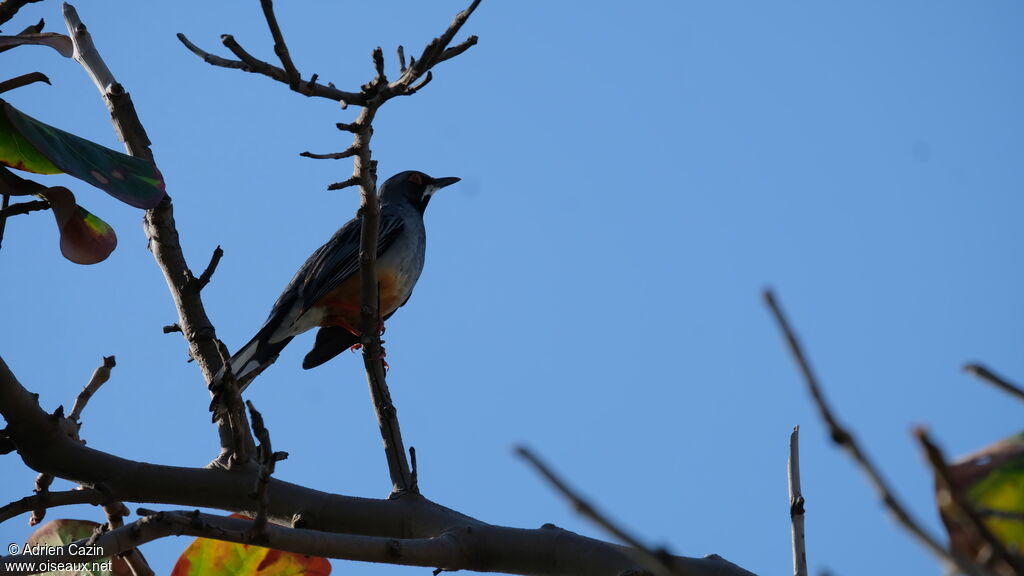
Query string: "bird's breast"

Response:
xmin=318 ymin=225 xmax=425 ymax=332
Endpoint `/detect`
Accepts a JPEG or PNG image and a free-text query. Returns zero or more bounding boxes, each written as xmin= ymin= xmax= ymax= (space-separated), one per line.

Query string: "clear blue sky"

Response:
xmin=2 ymin=1 xmax=1021 ymax=574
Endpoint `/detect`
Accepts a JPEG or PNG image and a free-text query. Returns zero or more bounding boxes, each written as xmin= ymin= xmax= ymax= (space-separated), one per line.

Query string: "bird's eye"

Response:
xmin=408 ymin=173 xmax=424 ymax=185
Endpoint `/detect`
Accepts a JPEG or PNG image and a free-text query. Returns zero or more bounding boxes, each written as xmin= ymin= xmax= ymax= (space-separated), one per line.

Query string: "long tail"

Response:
xmin=214 ymin=325 xmax=293 ymax=394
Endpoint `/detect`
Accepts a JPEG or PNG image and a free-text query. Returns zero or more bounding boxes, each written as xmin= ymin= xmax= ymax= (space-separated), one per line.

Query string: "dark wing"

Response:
xmin=282 ymin=211 xmax=407 ymax=316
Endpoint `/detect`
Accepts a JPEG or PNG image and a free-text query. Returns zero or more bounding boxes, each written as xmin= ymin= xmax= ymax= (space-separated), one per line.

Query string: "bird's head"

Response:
xmin=379 ymin=170 xmax=460 ymax=213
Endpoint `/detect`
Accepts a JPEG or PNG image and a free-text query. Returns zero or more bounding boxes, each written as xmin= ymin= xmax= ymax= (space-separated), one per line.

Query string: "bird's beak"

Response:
xmin=429 ymin=176 xmax=461 ymax=189
xmin=423 ymin=176 xmax=460 ymax=202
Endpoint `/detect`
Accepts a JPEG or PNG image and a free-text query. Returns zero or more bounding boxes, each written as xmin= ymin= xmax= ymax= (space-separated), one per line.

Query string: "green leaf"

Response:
xmin=0 ymin=106 xmax=61 ymax=174
xmin=944 ymin=432 xmax=1024 ymax=558
xmin=1 ymin=100 xmax=166 ymax=208
xmin=172 ymin=516 xmax=331 ymax=576
xmin=26 ymin=519 xmax=134 ymax=576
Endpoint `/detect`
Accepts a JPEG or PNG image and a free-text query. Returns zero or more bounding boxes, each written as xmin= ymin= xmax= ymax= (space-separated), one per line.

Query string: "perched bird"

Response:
xmin=220 ymin=170 xmax=459 ymax=391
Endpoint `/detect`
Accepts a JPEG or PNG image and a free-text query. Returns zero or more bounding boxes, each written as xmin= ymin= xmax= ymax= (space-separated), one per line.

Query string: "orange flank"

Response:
xmin=314 ymin=268 xmax=406 ymax=334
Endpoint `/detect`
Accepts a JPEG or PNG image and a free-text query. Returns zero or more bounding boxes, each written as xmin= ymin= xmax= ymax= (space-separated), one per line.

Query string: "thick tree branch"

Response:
xmin=62 ymin=3 xmax=253 ymax=464
xmin=1 ymin=510 xmax=749 ymax=576
xmin=763 ymin=289 xmax=993 ymax=576
xmin=0 ymin=356 xmax=754 ymax=576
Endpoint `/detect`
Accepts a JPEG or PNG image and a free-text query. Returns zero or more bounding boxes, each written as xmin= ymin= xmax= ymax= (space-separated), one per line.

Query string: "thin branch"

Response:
xmin=0 ymin=488 xmax=109 ymax=524
xmin=0 ymin=192 xmax=9 ymax=252
xmin=0 ymin=71 xmax=49 ymax=93
xmin=28 ymin=472 xmax=52 ymax=526
xmin=194 ymin=245 xmax=223 ymax=291
xmin=246 ymin=400 xmax=286 ymax=541
xmin=916 ymin=428 xmax=1023 ymax=576
xmin=402 ymin=0 xmax=481 ymax=83
xmin=259 ymin=0 xmax=300 ymax=88
xmin=789 ymin=426 xmax=807 ymax=576
xmin=327 ymin=176 xmax=359 ymax=190
xmin=0 ymin=0 xmax=42 ymax=27
xmin=177 ymin=32 xmax=365 ymax=105
xmin=762 ymin=289 xmax=993 ymax=576
xmin=963 ymin=363 xmax=1024 ymax=403
xmin=300 ymin=147 xmax=358 ymax=160
xmin=68 ymin=355 xmax=115 ymax=422
xmin=29 ymin=354 xmax=113 ymax=526
xmin=0 ymin=199 xmax=48 ymax=219
xmin=176 ymin=32 xmax=248 ymax=70
xmin=213 ymin=339 xmax=253 ymax=467
xmin=63 ymin=2 xmax=240 ymax=463
xmin=515 ymin=446 xmax=676 ymax=576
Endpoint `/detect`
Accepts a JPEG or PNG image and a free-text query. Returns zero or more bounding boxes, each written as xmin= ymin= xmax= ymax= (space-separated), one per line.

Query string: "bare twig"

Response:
xmin=0 ymin=71 xmax=49 ymax=93
xmin=213 ymin=339 xmax=253 ymax=467
xmin=176 ymin=32 xmax=247 ymax=70
xmin=327 ymin=176 xmax=359 ymax=191
xmin=29 ymin=356 xmax=113 ymax=525
xmin=28 ymin=472 xmax=52 ymax=526
xmin=963 ymin=363 xmax=1024 ymax=403
xmin=0 ymin=192 xmax=9 ymax=252
xmin=0 ymin=198 xmax=49 ymax=218
xmin=177 ymin=32 xmax=365 ymax=105
xmin=246 ymin=400 xmax=287 ymax=541
xmin=0 ymin=488 xmax=109 ymax=524
xmin=515 ymin=446 xmax=676 ymax=576
xmin=68 ymin=355 xmax=115 ymax=422
xmin=397 ymin=45 xmax=407 ymax=73
xmin=789 ymin=426 xmax=807 ymax=576
xmin=763 ymin=289 xmax=992 ymax=576
xmin=0 ymin=0 xmax=42 ymax=27
xmin=300 ymin=148 xmax=358 ymax=160
xmin=916 ymin=428 xmax=1022 ymax=576
xmin=194 ymin=245 xmax=223 ymax=291
xmin=259 ymin=0 xmax=300 ymax=88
